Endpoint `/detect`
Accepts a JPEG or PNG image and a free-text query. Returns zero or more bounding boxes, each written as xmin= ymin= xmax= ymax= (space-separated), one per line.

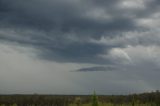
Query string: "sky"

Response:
xmin=0 ymin=0 xmax=160 ymax=95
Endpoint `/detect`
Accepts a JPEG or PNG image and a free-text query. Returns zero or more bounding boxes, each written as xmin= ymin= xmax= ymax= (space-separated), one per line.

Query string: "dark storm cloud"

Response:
xmin=0 ymin=0 xmax=159 ymax=64
xmin=35 ymin=41 xmax=116 ymax=64
xmin=0 ymin=0 xmax=138 ymax=33
xmin=1 ymin=0 xmax=160 ymax=94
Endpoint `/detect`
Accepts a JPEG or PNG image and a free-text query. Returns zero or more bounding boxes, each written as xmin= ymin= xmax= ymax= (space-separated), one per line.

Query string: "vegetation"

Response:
xmin=92 ymin=91 xmax=98 ymax=106
xmin=0 ymin=91 xmax=160 ymax=106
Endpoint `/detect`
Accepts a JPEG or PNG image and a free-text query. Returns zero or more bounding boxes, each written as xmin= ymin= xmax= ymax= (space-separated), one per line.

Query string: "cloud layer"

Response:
xmin=0 ymin=0 xmax=160 ymax=94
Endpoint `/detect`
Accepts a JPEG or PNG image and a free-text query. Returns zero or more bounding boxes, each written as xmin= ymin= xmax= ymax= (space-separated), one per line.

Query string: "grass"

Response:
xmin=69 ymin=102 xmax=156 ymax=106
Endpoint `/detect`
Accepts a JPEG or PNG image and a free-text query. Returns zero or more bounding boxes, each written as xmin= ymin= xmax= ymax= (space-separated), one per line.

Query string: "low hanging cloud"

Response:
xmin=75 ymin=66 xmax=122 ymax=72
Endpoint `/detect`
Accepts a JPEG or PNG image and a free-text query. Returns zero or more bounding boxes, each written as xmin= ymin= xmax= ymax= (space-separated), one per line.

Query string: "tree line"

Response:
xmin=0 ymin=91 xmax=160 ymax=106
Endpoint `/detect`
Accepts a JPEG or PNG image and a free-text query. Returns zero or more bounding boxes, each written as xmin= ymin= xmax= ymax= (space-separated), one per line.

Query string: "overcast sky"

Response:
xmin=0 ymin=0 xmax=160 ymax=95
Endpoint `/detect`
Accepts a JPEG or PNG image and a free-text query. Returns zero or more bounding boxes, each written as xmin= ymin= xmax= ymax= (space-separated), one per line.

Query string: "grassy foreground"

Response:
xmin=69 ymin=102 xmax=156 ymax=106
xmin=0 ymin=91 xmax=160 ymax=106
xmin=0 ymin=102 xmax=157 ymax=106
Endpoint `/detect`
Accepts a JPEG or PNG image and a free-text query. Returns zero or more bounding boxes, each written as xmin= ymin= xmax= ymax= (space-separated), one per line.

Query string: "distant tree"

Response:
xmin=92 ymin=91 xmax=98 ymax=106
xmin=132 ymin=96 xmax=135 ymax=106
